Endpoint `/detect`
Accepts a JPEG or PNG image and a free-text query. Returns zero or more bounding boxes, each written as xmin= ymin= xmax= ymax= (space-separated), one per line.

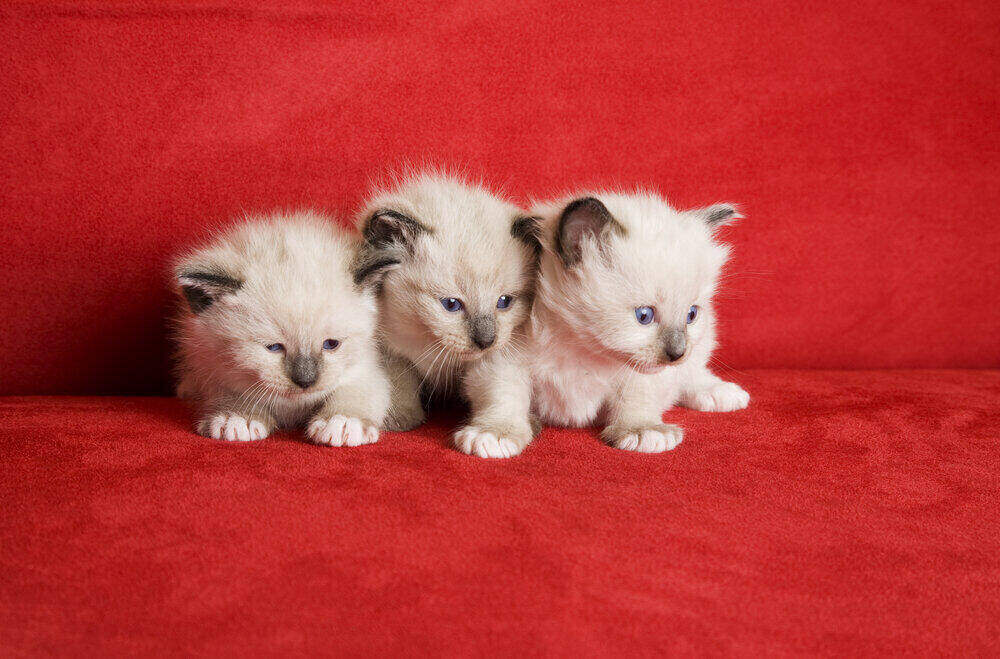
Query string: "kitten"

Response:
xmin=355 ymin=173 xmax=541 ymax=458
xmin=526 ymin=192 xmax=749 ymax=453
xmin=173 ymin=210 xmax=390 ymax=446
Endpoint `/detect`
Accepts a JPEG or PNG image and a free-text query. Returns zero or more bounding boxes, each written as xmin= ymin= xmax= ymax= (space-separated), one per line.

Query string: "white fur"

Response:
xmin=173 ymin=210 xmax=391 ymax=444
xmin=526 ymin=191 xmax=749 ymax=453
xmin=358 ymin=173 xmax=537 ymax=457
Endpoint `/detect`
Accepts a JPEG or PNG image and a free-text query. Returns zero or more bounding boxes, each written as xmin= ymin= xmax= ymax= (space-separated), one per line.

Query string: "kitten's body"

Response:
xmin=356 ymin=174 xmax=540 ymax=457
xmin=526 ymin=192 xmax=749 ymax=452
xmin=174 ymin=211 xmax=390 ymax=445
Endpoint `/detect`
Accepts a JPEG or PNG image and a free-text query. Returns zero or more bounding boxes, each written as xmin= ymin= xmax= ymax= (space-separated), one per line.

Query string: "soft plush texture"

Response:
xmin=2 ymin=371 xmax=999 ymax=655
xmin=3 ymin=0 xmax=999 ymax=654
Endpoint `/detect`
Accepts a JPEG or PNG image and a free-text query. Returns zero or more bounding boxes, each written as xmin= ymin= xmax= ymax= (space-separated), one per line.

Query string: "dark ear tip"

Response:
xmin=703 ymin=204 xmax=744 ymax=226
xmin=511 ymin=215 xmax=542 ymax=253
xmin=363 ymin=209 xmax=427 ymax=247
xmin=561 ymin=197 xmax=603 ymax=215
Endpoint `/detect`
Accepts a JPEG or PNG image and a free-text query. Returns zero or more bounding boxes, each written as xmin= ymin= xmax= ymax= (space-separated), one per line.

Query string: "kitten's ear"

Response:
xmin=176 ymin=268 xmax=242 ymax=314
xmin=352 ymin=242 xmax=405 ymax=289
xmin=355 ymin=209 xmax=427 ymax=289
xmin=695 ymin=203 xmax=743 ymax=228
xmin=362 ymin=209 xmax=428 ymax=251
xmin=556 ymin=197 xmax=625 ymax=266
xmin=511 ymin=215 xmax=542 ymax=255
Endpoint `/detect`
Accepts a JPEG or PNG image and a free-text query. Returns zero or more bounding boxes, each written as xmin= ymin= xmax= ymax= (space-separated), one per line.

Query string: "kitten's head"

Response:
xmin=355 ymin=174 xmax=540 ymax=365
xmin=534 ymin=193 xmax=741 ymax=373
xmin=175 ymin=211 xmax=377 ymax=403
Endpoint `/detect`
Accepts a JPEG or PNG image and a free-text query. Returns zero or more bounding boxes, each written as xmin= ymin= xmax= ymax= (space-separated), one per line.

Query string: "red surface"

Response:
xmin=2 ymin=371 xmax=999 ymax=655
xmin=2 ymin=1 xmax=1000 ymax=395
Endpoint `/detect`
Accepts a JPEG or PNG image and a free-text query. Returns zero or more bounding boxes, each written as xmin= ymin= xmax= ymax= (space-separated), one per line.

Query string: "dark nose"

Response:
xmin=287 ymin=354 xmax=319 ymax=389
xmin=661 ymin=328 xmax=687 ymax=363
xmin=469 ymin=314 xmax=496 ymax=350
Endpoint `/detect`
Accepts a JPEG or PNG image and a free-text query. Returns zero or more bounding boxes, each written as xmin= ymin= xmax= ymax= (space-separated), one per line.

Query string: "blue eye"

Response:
xmin=497 ymin=295 xmax=513 ymax=310
xmin=440 ymin=297 xmax=464 ymax=312
xmin=265 ymin=343 xmax=285 ymax=352
xmin=634 ymin=306 xmax=655 ymax=325
xmin=687 ymin=305 xmax=699 ymax=324
xmin=322 ymin=339 xmax=340 ymax=351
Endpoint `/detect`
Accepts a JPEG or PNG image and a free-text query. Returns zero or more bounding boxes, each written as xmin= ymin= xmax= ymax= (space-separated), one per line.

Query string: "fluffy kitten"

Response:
xmin=526 ymin=192 xmax=749 ymax=453
xmin=355 ymin=173 xmax=540 ymax=458
xmin=173 ymin=210 xmax=390 ymax=446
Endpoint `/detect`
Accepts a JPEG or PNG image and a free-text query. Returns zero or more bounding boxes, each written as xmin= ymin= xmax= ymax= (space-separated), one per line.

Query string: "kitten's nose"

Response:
xmin=287 ymin=354 xmax=319 ymax=389
xmin=470 ymin=314 xmax=496 ymax=350
xmin=660 ymin=328 xmax=687 ymax=363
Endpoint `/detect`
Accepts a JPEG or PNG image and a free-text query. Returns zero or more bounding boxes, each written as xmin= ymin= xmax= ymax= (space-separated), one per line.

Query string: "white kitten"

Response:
xmin=173 ymin=210 xmax=391 ymax=446
xmin=355 ymin=173 xmax=541 ymax=458
xmin=526 ymin=192 xmax=749 ymax=453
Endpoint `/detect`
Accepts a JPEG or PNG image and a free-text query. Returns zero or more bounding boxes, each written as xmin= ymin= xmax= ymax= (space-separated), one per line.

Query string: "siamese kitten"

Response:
xmin=174 ymin=210 xmax=390 ymax=446
xmin=527 ymin=193 xmax=749 ymax=453
xmin=355 ymin=173 xmax=540 ymax=458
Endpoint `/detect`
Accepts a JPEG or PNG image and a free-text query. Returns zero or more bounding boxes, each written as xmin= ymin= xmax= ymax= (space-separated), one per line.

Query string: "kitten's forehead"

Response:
xmin=373 ymin=174 xmax=532 ymax=294
xmin=208 ymin=215 xmax=372 ymax=341
xmin=613 ymin=216 xmax=725 ymax=304
xmin=537 ymin=191 xmax=729 ymax=307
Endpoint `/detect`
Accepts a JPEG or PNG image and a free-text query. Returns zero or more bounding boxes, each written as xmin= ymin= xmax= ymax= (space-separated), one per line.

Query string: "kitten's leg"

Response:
xmin=382 ymin=350 xmax=426 ymax=432
xmin=453 ymin=355 xmax=534 ymax=459
xmin=601 ymin=375 xmax=683 ymax=453
xmin=306 ymin=361 xmax=391 ymax=447
xmin=196 ymin=393 xmax=277 ymax=442
xmin=677 ymin=368 xmax=750 ymax=412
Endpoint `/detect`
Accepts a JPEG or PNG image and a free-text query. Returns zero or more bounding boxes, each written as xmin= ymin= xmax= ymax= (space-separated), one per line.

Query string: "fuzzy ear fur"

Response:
xmin=555 ymin=197 xmax=625 ymax=266
xmin=351 ymin=242 xmax=406 ymax=288
xmin=177 ymin=269 xmax=243 ymax=314
xmin=696 ymin=203 xmax=743 ymax=227
xmin=362 ymin=209 xmax=428 ymax=249
xmin=511 ymin=215 xmax=542 ymax=255
xmin=354 ymin=209 xmax=428 ymax=288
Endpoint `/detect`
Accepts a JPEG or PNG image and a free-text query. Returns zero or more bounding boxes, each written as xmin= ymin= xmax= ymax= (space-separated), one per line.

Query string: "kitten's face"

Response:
xmin=381 ymin=236 xmax=533 ymax=361
xmin=177 ymin=215 xmax=377 ymax=405
xmin=538 ymin=194 xmax=737 ymax=373
xmin=202 ymin=285 xmax=376 ymax=400
xmin=357 ymin=176 xmax=540 ymax=369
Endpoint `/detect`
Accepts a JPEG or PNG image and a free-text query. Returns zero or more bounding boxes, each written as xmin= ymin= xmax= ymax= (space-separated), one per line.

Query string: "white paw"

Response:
xmin=307 ymin=415 xmax=379 ymax=447
xmin=453 ymin=425 xmax=525 ymax=459
xmin=611 ymin=425 xmax=683 ymax=453
xmin=685 ymin=382 xmax=750 ymax=412
xmin=199 ymin=414 xmax=269 ymax=442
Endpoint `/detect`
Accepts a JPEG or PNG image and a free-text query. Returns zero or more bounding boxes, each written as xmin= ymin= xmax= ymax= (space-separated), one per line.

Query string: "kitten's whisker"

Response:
xmin=234 ymin=380 xmax=263 ymax=409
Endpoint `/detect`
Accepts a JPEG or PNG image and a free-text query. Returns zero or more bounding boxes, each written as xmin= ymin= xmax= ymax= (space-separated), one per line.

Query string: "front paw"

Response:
xmin=453 ymin=424 xmax=530 ymax=459
xmin=602 ymin=424 xmax=683 ymax=453
xmin=307 ymin=415 xmax=379 ymax=447
xmin=198 ymin=413 xmax=270 ymax=442
xmin=682 ymin=381 xmax=750 ymax=412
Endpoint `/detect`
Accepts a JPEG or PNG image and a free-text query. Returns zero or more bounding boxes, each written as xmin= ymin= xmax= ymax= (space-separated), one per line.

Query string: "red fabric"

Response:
xmin=2 ymin=371 xmax=999 ymax=654
xmin=2 ymin=1 xmax=1000 ymax=395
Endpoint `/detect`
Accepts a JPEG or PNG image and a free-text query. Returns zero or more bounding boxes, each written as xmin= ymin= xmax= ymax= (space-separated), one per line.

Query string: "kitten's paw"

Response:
xmin=307 ymin=415 xmax=379 ymax=447
xmin=453 ymin=425 xmax=528 ymax=459
xmin=682 ymin=381 xmax=750 ymax=412
xmin=602 ymin=424 xmax=683 ymax=453
xmin=198 ymin=414 xmax=270 ymax=442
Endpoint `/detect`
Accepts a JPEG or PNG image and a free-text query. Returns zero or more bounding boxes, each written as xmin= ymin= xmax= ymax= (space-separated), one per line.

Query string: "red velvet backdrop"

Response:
xmin=2 ymin=0 xmax=999 ymax=395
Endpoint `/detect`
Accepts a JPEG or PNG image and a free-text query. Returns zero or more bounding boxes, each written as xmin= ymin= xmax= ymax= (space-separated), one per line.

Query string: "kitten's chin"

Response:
xmin=277 ymin=388 xmax=331 ymax=403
